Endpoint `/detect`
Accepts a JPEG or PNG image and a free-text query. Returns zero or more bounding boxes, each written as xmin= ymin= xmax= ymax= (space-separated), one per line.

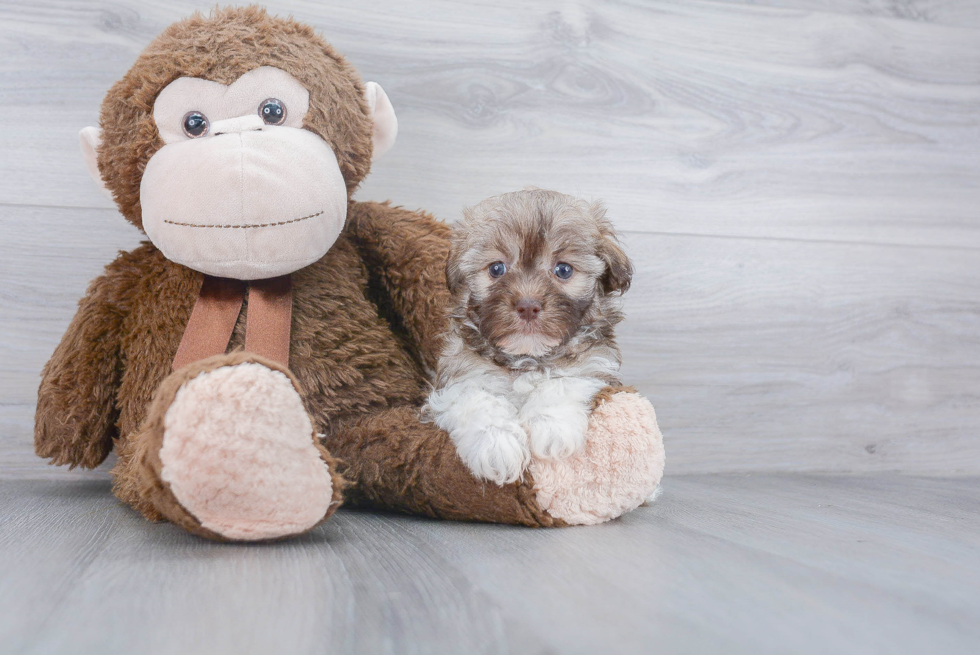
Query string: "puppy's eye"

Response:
xmin=489 ymin=262 xmax=507 ymax=278
xmin=182 ymin=111 xmax=209 ymax=138
xmin=553 ymin=262 xmax=574 ymax=280
xmin=259 ymin=98 xmax=287 ymax=125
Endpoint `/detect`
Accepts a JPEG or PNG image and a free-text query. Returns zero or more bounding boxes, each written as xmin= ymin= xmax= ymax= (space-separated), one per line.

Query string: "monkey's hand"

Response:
xmin=35 ymin=265 xmax=130 ymax=469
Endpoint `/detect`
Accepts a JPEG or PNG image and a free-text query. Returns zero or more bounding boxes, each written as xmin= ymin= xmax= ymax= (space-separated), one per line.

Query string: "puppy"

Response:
xmin=426 ymin=189 xmax=633 ymax=485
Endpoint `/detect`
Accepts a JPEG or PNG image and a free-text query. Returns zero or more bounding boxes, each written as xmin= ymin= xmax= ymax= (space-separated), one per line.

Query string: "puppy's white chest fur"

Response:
xmin=509 ymin=369 xmax=548 ymax=405
xmin=508 ymin=368 xmax=602 ymax=417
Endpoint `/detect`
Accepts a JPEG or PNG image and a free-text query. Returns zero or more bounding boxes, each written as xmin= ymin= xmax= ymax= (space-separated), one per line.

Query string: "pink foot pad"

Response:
xmin=159 ymin=362 xmax=335 ymax=540
xmin=530 ymin=392 xmax=665 ymax=525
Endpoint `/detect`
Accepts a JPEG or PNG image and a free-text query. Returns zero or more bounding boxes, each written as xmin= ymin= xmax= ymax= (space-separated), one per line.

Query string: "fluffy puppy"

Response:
xmin=426 ymin=189 xmax=633 ymax=485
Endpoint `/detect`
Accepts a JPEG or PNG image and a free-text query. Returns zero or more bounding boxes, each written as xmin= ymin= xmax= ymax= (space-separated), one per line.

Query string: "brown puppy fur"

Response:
xmin=35 ymin=7 xmax=565 ymax=530
xmin=427 ymin=189 xmax=634 ymax=485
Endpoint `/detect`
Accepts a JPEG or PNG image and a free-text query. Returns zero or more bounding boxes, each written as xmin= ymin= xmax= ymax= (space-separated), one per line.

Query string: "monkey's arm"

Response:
xmin=346 ymin=201 xmax=452 ymax=371
xmin=35 ymin=270 xmax=128 ymax=469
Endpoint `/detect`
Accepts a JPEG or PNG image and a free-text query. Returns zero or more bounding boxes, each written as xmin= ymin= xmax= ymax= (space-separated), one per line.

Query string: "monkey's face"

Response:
xmin=137 ymin=66 xmax=349 ymax=279
xmin=80 ymin=7 xmax=398 ymax=280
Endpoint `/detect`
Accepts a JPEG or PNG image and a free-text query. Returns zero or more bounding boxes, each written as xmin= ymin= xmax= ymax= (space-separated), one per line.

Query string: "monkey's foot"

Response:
xmin=529 ymin=391 xmax=665 ymax=526
xmin=136 ymin=353 xmax=342 ymax=541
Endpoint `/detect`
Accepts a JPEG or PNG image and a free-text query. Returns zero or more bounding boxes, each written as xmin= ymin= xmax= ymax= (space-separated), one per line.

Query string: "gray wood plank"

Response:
xmin=0 ymin=0 xmax=978 ymax=247
xmin=1 ymin=474 xmax=977 ymax=654
xmin=0 ymin=479 xmax=545 ymax=655
xmin=617 ymin=232 xmax=980 ymax=474
xmin=396 ymin=474 xmax=980 ymax=654
xmin=714 ymin=0 xmax=980 ymax=28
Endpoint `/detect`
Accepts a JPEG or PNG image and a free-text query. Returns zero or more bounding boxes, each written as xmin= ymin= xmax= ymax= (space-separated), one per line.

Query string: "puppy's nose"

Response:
xmin=515 ymin=298 xmax=542 ymax=321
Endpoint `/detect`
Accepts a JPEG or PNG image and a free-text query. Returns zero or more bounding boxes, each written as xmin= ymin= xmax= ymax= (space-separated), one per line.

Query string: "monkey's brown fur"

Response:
xmin=35 ymin=7 xmax=564 ymax=529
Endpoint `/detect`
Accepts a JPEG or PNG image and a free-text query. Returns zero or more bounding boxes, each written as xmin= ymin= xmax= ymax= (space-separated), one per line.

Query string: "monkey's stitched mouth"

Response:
xmin=162 ymin=210 xmax=324 ymax=229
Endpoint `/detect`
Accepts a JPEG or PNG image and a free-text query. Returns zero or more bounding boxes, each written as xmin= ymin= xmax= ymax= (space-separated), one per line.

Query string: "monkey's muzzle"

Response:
xmin=140 ymin=126 xmax=347 ymax=280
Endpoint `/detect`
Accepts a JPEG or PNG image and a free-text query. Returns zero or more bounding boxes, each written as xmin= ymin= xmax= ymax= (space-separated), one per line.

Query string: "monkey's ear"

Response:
xmin=364 ymin=82 xmax=398 ymax=161
xmin=79 ymin=127 xmax=113 ymax=201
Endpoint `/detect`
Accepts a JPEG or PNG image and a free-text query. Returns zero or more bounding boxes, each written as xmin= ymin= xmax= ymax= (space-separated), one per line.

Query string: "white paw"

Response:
xmin=453 ymin=423 xmax=530 ymax=485
xmin=524 ymin=407 xmax=589 ymax=460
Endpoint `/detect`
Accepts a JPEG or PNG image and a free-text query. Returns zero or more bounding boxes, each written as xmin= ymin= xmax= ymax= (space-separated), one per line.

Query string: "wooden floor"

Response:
xmin=2 ymin=1 xmax=979 ymax=653
xmin=2 ymin=474 xmax=978 ymax=655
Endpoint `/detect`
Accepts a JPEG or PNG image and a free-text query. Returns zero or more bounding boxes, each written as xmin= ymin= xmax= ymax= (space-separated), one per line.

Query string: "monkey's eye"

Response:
xmin=553 ymin=263 xmax=574 ymax=279
xmin=489 ymin=262 xmax=507 ymax=278
xmin=259 ymin=98 xmax=287 ymax=125
xmin=181 ymin=111 xmax=209 ymax=138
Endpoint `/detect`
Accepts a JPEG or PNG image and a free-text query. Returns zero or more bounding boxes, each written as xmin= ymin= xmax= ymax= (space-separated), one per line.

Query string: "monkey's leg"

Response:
xmin=330 ymin=406 xmax=560 ymax=526
xmin=111 ymin=352 xmax=343 ymax=541
xmin=329 ymin=388 xmax=664 ymax=526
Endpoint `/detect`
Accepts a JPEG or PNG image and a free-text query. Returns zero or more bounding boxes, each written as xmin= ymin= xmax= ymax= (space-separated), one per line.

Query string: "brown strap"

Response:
xmin=173 ymin=276 xmax=246 ymax=371
xmin=244 ymin=275 xmax=293 ymax=367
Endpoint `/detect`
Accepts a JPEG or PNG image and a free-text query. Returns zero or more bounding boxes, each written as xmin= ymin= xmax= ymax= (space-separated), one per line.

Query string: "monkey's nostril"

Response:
xmin=515 ymin=298 xmax=542 ymax=320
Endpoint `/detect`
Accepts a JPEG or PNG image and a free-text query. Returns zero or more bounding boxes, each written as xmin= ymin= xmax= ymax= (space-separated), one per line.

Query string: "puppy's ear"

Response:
xmin=599 ymin=235 xmax=633 ymax=294
xmin=591 ymin=201 xmax=633 ymax=294
xmin=445 ymin=246 xmax=465 ymax=296
xmin=446 ymin=210 xmax=478 ymax=296
xmin=445 ymin=227 xmax=468 ymax=296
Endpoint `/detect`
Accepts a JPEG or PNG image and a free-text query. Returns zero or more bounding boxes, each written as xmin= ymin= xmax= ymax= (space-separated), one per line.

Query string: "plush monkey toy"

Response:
xmin=35 ymin=6 xmax=665 ymax=541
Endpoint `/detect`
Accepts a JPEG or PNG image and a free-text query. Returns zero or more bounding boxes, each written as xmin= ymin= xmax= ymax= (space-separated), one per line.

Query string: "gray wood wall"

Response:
xmin=2 ymin=0 xmax=978 ymax=477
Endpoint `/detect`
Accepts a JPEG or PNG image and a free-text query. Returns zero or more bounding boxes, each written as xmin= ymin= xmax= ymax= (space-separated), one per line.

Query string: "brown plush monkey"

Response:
xmin=35 ymin=6 xmax=665 ymax=541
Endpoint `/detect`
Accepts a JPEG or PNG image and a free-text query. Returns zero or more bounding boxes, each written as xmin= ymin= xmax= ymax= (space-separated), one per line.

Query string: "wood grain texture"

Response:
xmin=2 ymin=1 xmax=979 ymax=246
xmin=1 ymin=0 xmax=979 ymax=476
xmin=2 ymin=474 xmax=978 ymax=654
xmin=0 ymin=1 xmax=980 ymax=246
xmin=716 ymin=0 xmax=980 ymax=28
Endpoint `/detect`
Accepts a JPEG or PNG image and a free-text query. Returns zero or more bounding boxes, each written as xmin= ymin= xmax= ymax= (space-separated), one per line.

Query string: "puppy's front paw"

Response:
xmin=453 ymin=423 xmax=530 ymax=485
xmin=524 ymin=407 xmax=589 ymax=460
